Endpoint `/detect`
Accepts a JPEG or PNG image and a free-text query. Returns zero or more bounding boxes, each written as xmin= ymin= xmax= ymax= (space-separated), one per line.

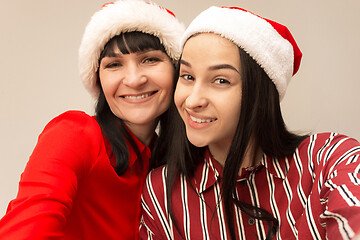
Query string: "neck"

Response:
xmin=240 ymin=145 xmax=262 ymax=170
xmin=124 ymin=121 xmax=157 ymax=146
xmin=239 ymin=137 xmax=263 ymax=173
xmin=209 ymin=136 xmax=262 ymax=174
xmin=208 ymin=138 xmax=232 ymax=166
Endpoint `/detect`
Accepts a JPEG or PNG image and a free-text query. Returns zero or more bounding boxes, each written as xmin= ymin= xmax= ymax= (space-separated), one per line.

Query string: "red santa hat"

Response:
xmin=79 ymin=0 xmax=185 ymax=99
xmin=181 ymin=6 xmax=302 ymax=101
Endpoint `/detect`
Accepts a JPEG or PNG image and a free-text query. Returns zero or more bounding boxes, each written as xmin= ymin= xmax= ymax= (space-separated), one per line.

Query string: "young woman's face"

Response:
xmin=99 ymin=47 xmax=174 ymax=130
xmin=175 ymin=33 xmax=242 ymax=160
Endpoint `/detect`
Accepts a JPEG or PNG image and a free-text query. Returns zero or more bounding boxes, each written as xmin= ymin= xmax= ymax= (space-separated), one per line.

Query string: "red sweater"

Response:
xmin=0 ymin=111 xmax=151 ymax=239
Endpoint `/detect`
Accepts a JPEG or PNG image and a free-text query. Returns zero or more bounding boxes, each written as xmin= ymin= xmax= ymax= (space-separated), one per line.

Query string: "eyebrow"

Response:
xmin=180 ymin=59 xmax=191 ymax=67
xmin=180 ymin=59 xmax=240 ymax=74
xmin=209 ymin=64 xmax=240 ymax=74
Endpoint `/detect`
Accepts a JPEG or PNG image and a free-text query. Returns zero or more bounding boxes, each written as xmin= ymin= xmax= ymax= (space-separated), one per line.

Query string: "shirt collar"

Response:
xmin=193 ymin=149 xmax=222 ymax=194
xmin=261 ymin=155 xmax=288 ymax=180
xmin=193 ymin=149 xmax=288 ymax=194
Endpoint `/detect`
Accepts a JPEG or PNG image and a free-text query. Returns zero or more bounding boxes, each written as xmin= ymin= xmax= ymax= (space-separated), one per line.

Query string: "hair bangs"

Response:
xmin=99 ymin=31 xmax=166 ymax=61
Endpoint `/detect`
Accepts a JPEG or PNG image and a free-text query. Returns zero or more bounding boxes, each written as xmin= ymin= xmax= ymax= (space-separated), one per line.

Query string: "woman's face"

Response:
xmin=99 ymin=46 xmax=174 ymax=131
xmin=175 ymin=33 xmax=242 ymax=161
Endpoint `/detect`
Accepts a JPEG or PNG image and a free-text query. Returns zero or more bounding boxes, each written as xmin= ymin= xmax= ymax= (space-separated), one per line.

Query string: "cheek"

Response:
xmin=99 ymin=71 xmax=116 ymax=94
xmin=159 ymin=77 xmax=174 ymax=105
xmin=162 ymin=76 xmax=174 ymax=96
xmin=157 ymin=65 xmax=175 ymax=90
xmin=222 ymin=91 xmax=242 ymax=124
xmin=99 ymin=81 xmax=115 ymax=102
xmin=230 ymin=103 xmax=242 ymax=128
xmin=174 ymin=82 xmax=186 ymax=110
xmin=229 ymin=108 xmax=241 ymax=129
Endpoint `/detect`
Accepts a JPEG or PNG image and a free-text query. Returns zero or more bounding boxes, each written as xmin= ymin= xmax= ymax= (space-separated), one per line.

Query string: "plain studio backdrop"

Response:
xmin=0 ymin=0 xmax=359 ymax=216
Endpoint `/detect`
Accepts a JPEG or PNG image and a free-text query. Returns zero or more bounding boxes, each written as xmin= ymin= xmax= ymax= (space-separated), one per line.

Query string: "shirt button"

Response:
xmin=248 ymin=218 xmax=255 ymax=225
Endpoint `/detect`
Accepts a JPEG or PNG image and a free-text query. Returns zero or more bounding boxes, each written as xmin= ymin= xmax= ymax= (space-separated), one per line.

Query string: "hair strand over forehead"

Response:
xmin=99 ymin=31 xmax=167 ymax=63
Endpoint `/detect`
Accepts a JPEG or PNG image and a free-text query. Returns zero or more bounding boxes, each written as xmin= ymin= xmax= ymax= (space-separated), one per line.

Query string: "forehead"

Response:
xmin=182 ymin=33 xmax=240 ymax=67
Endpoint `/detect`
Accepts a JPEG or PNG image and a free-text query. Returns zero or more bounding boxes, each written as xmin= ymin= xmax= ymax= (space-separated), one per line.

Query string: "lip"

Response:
xmin=186 ymin=110 xmax=216 ymax=129
xmin=120 ymin=90 xmax=158 ymax=103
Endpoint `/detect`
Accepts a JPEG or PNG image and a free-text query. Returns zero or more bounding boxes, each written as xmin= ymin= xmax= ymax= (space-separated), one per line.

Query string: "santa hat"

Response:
xmin=181 ymin=6 xmax=302 ymax=101
xmin=79 ymin=0 xmax=185 ymax=99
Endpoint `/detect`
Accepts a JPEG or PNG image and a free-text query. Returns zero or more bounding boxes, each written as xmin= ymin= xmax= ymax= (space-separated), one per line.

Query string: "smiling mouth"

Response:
xmin=121 ymin=91 xmax=157 ymax=99
xmin=189 ymin=114 xmax=216 ymax=123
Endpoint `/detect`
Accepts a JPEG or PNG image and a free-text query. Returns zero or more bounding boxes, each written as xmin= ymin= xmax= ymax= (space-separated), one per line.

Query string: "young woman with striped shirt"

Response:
xmin=139 ymin=6 xmax=360 ymax=240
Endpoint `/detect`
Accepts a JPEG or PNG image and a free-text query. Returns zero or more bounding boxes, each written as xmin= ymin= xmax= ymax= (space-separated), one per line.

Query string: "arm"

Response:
xmin=319 ymin=134 xmax=360 ymax=240
xmin=0 ymin=111 xmax=101 ymax=239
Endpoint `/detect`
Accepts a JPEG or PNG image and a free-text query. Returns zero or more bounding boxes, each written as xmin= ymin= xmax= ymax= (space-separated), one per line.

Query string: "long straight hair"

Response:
xmin=95 ymin=31 xmax=175 ymax=175
xmin=165 ymin=47 xmax=308 ymax=239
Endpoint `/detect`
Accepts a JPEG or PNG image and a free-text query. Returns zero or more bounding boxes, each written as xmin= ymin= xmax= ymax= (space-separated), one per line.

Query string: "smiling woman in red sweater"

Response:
xmin=0 ymin=1 xmax=184 ymax=239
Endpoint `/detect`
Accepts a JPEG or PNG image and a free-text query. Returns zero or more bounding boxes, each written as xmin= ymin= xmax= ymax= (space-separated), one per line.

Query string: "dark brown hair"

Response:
xmin=165 ymin=47 xmax=308 ymax=239
xmin=95 ymin=31 xmax=174 ymax=175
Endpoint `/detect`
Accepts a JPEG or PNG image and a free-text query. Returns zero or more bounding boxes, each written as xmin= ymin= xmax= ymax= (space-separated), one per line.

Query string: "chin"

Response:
xmin=187 ymin=137 xmax=208 ymax=148
xmin=185 ymin=128 xmax=209 ymax=148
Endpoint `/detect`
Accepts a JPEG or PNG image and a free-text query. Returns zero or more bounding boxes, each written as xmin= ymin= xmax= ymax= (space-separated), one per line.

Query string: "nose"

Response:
xmin=122 ymin=64 xmax=147 ymax=88
xmin=185 ymin=83 xmax=208 ymax=110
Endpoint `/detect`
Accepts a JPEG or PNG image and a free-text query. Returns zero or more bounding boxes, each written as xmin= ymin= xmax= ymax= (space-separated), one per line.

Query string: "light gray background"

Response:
xmin=1 ymin=0 xmax=359 ymax=216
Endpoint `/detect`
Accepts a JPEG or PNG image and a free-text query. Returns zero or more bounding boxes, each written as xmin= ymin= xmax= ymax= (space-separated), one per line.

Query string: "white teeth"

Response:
xmin=124 ymin=93 xmax=151 ymax=99
xmin=189 ymin=115 xmax=215 ymax=123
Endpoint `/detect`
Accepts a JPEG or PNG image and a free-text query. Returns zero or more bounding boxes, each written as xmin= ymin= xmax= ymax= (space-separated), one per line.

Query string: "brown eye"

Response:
xmin=180 ymin=74 xmax=194 ymax=81
xmin=143 ymin=57 xmax=160 ymax=64
xmin=214 ymin=78 xmax=230 ymax=85
xmin=105 ymin=62 xmax=121 ymax=68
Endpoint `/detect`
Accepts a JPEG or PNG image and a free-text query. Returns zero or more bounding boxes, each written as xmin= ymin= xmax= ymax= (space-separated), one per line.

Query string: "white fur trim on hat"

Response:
xmin=181 ymin=6 xmax=296 ymax=101
xmin=79 ymin=0 xmax=185 ymax=99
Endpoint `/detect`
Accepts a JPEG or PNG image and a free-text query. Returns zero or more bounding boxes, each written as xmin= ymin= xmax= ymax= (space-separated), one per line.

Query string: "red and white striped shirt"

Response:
xmin=140 ymin=133 xmax=360 ymax=239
